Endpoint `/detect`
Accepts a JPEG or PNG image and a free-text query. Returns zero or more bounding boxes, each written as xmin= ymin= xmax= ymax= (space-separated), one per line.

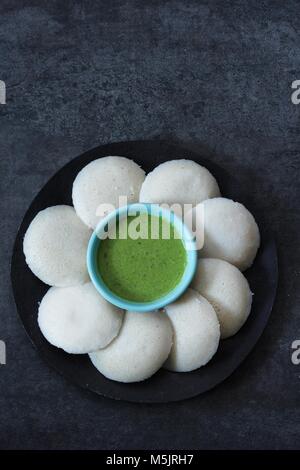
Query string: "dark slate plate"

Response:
xmin=11 ymin=141 xmax=278 ymax=403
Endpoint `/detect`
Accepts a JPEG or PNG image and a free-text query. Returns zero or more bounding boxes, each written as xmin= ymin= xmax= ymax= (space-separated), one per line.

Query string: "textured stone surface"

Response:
xmin=1 ymin=0 xmax=300 ymax=450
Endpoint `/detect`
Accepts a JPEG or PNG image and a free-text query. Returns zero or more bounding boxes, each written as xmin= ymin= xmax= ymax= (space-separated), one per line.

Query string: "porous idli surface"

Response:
xmin=72 ymin=156 xmax=145 ymax=229
xmin=191 ymin=197 xmax=260 ymax=271
xmin=139 ymin=159 xmax=220 ymax=213
xmin=38 ymin=283 xmax=123 ymax=354
xmin=192 ymin=258 xmax=253 ymax=339
xmin=164 ymin=288 xmax=220 ymax=372
xmin=89 ymin=310 xmax=173 ymax=383
xmin=23 ymin=205 xmax=91 ymax=287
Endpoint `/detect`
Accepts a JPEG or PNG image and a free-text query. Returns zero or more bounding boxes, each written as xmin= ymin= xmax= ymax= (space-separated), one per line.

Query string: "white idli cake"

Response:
xmin=139 ymin=159 xmax=220 ymax=212
xmin=190 ymin=197 xmax=260 ymax=271
xmin=38 ymin=283 xmax=123 ymax=354
xmin=89 ymin=310 xmax=173 ymax=383
xmin=72 ymin=156 xmax=145 ymax=229
xmin=192 ymin=258 xmax=253 ymax=338
xmin=23 ymin=205 xmax=91 ymax=287
xmin=164 ymin=289 xmax=220 ymax=372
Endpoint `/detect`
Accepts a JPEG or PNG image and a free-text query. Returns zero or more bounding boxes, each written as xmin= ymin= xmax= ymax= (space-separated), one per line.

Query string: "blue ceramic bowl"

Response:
xmin=87 ymin=203 xmax=197 ymax=312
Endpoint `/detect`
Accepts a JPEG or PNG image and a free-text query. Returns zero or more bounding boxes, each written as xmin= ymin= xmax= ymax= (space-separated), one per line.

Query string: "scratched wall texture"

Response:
xmin=0 ymin=0 xmax=300 ymax=449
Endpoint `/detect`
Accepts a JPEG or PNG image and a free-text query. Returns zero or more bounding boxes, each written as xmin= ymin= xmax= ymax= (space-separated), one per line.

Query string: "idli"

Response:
xmin=190 ymin=197 xmax=260 ymax=271
xmin=139 ymin=159 xmax=220 ymax=213
xmin=72 ymin=156 xmax=145 ymax=229
xmin=192 ymin=258 xmax=253 ymax=338
xmin=164 ymin=289 xmax=220 ymax=372
xmin=38 ymin=282 xmax=123 ymax=354
xmin=23 ymin=205 xmax=91 ymax=287
xmin=89 ymin=310 xmax=173 ymax=383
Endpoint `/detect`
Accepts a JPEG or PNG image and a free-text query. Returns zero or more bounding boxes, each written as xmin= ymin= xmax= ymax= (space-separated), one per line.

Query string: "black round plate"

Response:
xmin=11 ymin=141 xmax=278 ymax=403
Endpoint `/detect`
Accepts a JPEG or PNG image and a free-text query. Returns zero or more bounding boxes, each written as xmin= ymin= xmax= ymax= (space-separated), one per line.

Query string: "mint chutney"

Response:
xmin=97 ymin=214 xmax=187 ymax=302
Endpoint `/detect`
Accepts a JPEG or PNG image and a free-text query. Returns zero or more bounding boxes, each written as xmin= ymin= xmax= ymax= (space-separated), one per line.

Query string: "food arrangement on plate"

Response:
xmin=22 ymin=154 xmax=261 ymax=384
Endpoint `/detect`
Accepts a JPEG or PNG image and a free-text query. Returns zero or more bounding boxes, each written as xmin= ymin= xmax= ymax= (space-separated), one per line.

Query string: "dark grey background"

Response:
xmin=0 ymin=0 xmax=299 ymax=450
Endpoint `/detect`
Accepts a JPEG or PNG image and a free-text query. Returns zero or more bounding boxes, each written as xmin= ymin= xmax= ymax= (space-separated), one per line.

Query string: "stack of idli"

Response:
xmin=140 ymin=159 xmax=220 ymax=215
xmin=38 ymin=283 xmax=123 ymax=354
xmin=191 ymin=258 xmax=253 ymax=339
xmin=164 ymin=289 xmax=220 ymax=372
xmin=22 ymin=154 xmax=261 ymax=384
xmin=73 ymin=156 xmax=145 ymax=229
xmin=90 ymin=311 xmax=173 ymax=383
xmin=188 ymin=197 xmax=260 ymax=271
xmin=23 ymin=205 xmax=91 ymax=287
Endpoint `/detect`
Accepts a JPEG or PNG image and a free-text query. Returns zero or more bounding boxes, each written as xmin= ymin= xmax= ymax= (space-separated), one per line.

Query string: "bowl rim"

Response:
xmin=87 ymin=202 xmax=197 ymax=312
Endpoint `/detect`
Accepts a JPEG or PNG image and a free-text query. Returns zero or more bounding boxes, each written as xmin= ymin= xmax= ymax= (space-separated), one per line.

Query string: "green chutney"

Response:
xmin=97 ymin=214 xmax=187 ymax=302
